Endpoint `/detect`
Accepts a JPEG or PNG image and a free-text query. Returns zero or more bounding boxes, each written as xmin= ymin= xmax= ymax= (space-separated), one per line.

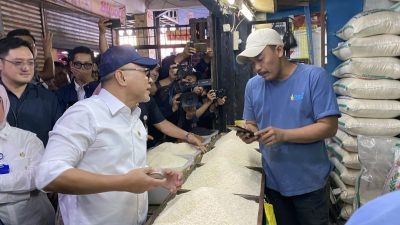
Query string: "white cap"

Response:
xmin=236 ymin=28 xmax=284 ymax=65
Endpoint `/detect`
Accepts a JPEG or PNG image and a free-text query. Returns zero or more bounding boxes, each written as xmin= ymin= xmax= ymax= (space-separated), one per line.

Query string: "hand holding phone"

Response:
xmin=227 ymin=125 xmax=255 ymax=137
xmin=106 ymin=18 xmax=121 ymax=29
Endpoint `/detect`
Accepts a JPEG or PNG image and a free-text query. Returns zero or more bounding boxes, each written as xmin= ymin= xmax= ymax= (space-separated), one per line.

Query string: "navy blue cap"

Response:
xmin=99 ymin=45 xmax=158 ymax=79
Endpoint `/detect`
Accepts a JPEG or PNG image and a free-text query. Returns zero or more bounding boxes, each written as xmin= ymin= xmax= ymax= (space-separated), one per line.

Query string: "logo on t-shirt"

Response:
xmin=290 ymin=93 xmax=304 ymax=101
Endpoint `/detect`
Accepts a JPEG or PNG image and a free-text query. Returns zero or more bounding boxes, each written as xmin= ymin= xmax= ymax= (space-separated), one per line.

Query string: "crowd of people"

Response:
xmin=0 ymin=17 xmax=226 ymax=225
xmin=3 ymin=17 xmax=384 ymax=225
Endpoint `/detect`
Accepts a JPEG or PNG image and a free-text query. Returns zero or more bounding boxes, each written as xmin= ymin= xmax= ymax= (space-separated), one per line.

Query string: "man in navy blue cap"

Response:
xmin=35 ymin=45 xmax=183 ymax=225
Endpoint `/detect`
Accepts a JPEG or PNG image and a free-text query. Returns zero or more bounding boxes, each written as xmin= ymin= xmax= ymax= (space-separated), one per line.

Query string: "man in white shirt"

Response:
xmin=0 ymin=84 xmax=55 ymax=225
xmin=35 ymin=45 xmax=183 ymax=225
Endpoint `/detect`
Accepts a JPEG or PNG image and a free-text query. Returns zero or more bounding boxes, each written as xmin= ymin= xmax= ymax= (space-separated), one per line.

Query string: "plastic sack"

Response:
xmin=333 ymin=129 xmax=358 ymax=153
xmin=340 ymin=203 xmax=354 ymax=220
xmin=339 ymin=113 xmax=400 ymax=137
xmin=330 ymin=157 xmax=360 ymax=186
xmin=333 ymin=78 xmax=400 ymax=100
xmin=332 ymin=57 xmax=400 ymax=80
xmin=332 ymin=34 xmax=400 ymax=60
xmin=264 ymin=202 xmax=277 ymax=225
xmin=356 ymin=135 xmax=400 ymax=207
xmin=327 ymin=142 xmax=360 ymax=169
xmin=382 ymin=146 xmax=400 ymax=193
xmin=331 ymin=172 xmax=356 ymax=204
xmin=336 ymin=9 xmax=400 ymax=40
xmin=337 ymin=96 xmax=400 ymax=119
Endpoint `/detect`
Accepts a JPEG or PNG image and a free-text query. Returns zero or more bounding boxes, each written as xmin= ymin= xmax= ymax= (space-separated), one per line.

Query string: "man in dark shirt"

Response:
xmin=7 ymin=29 xmax=55 ymax=84
xmin=56 ymin=46 xmax=99 ymax=112
xmin=139 ymin=96 xmax=203 ymax=148
xmin=0 ymin=37 xmax=62 ymax=145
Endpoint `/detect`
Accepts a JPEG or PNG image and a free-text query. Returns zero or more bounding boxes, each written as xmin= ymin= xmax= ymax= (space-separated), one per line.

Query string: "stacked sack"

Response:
xmin=330 ymin=9 xmax=400 ymax=220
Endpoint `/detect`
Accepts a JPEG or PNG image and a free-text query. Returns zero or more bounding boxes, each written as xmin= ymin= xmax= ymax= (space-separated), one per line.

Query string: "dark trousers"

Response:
xmin=265 ymin=184 xmax=329 ymax=225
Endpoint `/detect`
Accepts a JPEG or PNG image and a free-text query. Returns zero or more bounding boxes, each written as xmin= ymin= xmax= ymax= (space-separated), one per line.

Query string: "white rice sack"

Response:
xmin=182 ymin=159 xmax=262 ymax=196
xmin=332 ymin=57 xmax=400 ymax=80
xmin=332 ymin=35 xmax=400 ymax=60
xmin=340 ymin=204 xmax=354 ymax=220
xmin=337 ymin=96 xmax=400 ymax=119
xmin=336 ymin=10 xmax=400 ymax=40
xmin=339 ymin=113 xmax=400 ymax=136
xmin=153 ymin=187 xmax=258 ymax=225
xmin=330 ymin=172 xmax=355 ymax=204
xmin=391 ymin=2 xmax=400 ymax=12
xmin=333 ymin=78 xmax=400 ymax=100
xmin=202 ymin=139 xmax=262 ymax=167
xmin=331 ymin=157 xmax=360 ymax=186
xmin=332 ymin=129 xmax=358 ymax=153
xmin=327 ymin=142 xmax=360 ymax=169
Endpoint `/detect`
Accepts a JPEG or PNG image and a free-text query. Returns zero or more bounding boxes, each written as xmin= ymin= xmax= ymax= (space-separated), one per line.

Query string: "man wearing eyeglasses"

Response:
xmin=56 ymin=46 xmax=100 ymax=112
xmin=7 ymin=29 xmax=55 ymax=85
xmin=36 ymin=45 xmax=183 ymax=225
xmin=0 ymin=37 xmax=62 ymax=146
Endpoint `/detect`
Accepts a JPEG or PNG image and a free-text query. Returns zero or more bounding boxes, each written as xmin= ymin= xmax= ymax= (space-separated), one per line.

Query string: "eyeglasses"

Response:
xmin=0 ymin=58 xmax=35 ymax=69
xmin=121 ymin=68 xmax=151 ymax=80
xmin=72 ymin=61 xmax=93 ymax=70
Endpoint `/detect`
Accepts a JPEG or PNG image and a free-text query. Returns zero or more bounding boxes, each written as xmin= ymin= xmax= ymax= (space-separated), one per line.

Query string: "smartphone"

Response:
xmin=226 ymin=125 xmax=255 ymax=137
xmin=148 ymin=170 xmax=165 ymax=179
xmin=194 ymin=42 xmax=207 ymax=52
xmin=106 ymin=18 xmax=121 ymax=29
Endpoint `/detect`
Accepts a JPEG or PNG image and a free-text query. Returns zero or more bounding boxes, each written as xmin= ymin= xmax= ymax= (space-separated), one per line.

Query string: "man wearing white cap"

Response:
xmin=236 ymin=28 xmax=340 ymax=225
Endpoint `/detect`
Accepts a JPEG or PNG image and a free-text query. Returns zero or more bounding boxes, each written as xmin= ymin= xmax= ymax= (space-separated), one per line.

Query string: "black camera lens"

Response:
xmin=215 ymin=89 xmax=225 ymax=98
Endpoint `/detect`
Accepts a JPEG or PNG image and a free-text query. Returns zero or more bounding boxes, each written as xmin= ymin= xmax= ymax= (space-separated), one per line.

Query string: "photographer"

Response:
xmin=196 ymin=89 xmax=226 ymax=129
xmin=170 ymin=69 xmax=226 ymax=132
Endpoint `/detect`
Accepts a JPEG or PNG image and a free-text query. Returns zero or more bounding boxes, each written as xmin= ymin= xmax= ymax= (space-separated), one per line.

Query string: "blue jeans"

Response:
xmin=265 ymin=184 xmax=329 ymax=225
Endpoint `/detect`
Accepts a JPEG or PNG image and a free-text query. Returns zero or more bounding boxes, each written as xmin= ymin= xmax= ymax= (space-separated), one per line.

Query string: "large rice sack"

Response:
xmin=332 ymin=129 xmax=358 ymax=153
xmin=340 ymin=204 xmax=354 ymax=220
xmin=339 ymin=113 xmax=400 ymax=136
xmin=337 ymin=96 xmax=400 ymax=118
xmin=336 ymin=9 xmax=400 ymax=40
xmin=330 ymin=157 xmax=360 ymax=186
xmin=330 ymin=172 xmax=356 ymax=204
xmin=333 ymin=78 xmax=400 ymax=99
xmin=357 ymin=136 xmax=400 ymax=206
xmin=332 ymin=35 xmax=400 ymax=60
xmin=327 ymin=142 xmax=360 ymax=169
xmin=332 ymin=57 xmax=400 ymax=80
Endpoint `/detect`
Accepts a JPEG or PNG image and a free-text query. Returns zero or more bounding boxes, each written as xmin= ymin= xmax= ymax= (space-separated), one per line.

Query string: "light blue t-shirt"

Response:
xmin=243 ymin=63 xmax=340 ymax=196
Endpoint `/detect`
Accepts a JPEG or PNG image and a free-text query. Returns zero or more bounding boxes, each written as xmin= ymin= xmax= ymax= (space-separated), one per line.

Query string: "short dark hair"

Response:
xmin=0 ymin=37 xmax=34 ymax=58
xmin=68 ymin=46 xmax=95 ymax=63
xmin=7 ymin=29 xmax=36 ymax=43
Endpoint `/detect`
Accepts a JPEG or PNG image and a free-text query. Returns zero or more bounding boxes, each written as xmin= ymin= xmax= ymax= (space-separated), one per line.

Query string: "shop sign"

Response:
xmin=61 ymin=0 xmax=126 ymax=24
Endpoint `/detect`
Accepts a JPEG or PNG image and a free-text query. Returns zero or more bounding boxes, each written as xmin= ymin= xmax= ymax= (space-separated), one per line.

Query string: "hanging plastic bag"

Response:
xmin=264 ymin=201 xmax=277 ymax=225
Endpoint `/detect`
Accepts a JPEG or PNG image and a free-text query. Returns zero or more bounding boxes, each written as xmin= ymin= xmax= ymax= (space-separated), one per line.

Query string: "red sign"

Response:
xmin=167 ymin=30 xmax=191 ymax=41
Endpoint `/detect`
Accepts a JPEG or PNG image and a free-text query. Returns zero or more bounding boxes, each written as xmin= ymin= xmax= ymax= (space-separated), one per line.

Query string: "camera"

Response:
xmin=176 ymin=64 xmax=196 ymax=80
xmin=212 ymin=89 xmax=225 ymax=98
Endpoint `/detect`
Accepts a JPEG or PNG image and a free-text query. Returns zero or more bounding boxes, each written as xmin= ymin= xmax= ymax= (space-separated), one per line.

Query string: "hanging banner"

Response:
xmin=59 ymin=0 xmax=126 ymax=24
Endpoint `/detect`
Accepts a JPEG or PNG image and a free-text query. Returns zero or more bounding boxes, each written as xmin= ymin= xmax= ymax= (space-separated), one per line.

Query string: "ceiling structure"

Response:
xmin=145 ymin=0 xmax=203 ymax=10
